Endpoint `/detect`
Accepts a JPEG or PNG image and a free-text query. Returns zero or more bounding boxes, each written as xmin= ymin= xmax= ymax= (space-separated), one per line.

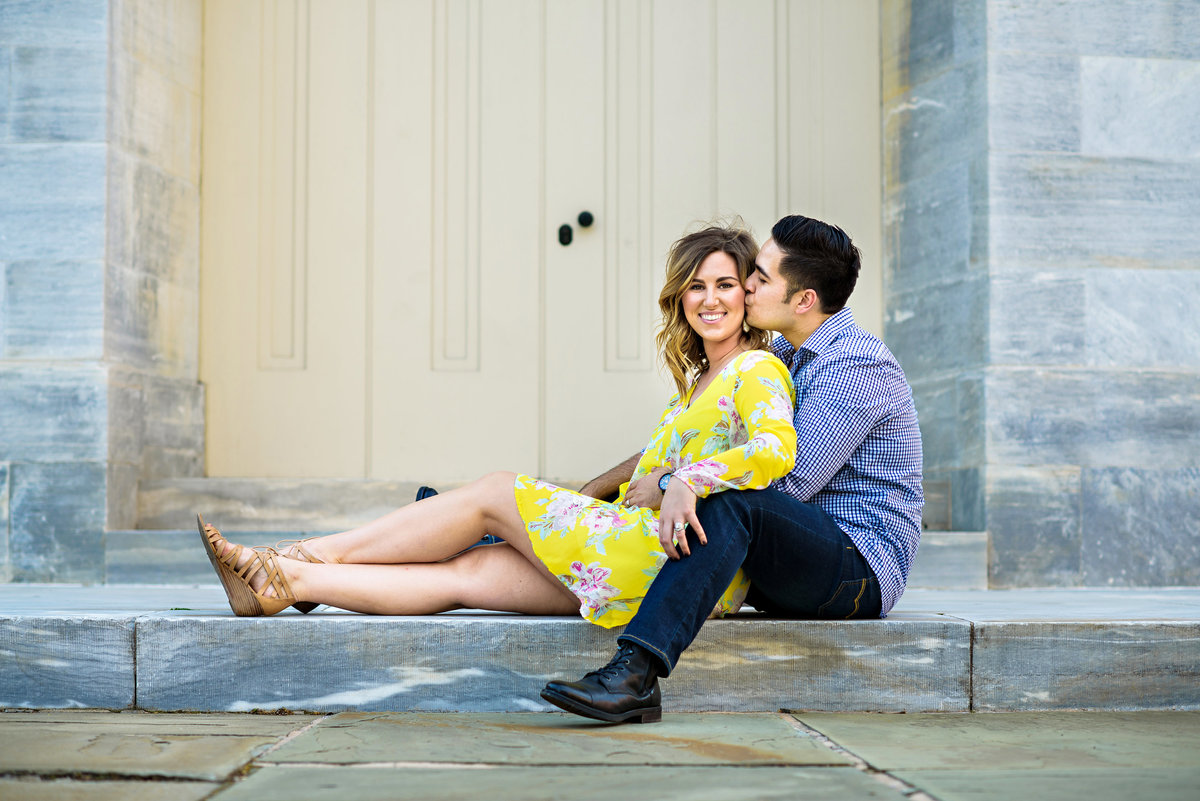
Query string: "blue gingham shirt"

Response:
xmin=770 ymin=308 xmax=923 ymax=615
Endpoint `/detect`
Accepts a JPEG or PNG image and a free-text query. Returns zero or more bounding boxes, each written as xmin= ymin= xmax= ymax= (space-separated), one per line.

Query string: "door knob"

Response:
xmin=558 ymin=212 xmax=595 ymax=246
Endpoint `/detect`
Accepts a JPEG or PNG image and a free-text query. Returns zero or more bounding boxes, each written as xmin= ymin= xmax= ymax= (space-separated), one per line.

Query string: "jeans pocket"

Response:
xmin=817 ymin=578 xmax=875 ymax=619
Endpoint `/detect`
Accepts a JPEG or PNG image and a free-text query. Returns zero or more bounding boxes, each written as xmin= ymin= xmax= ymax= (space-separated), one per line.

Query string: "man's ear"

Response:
xmin=793 ymin=288 xmax=818 ymax=316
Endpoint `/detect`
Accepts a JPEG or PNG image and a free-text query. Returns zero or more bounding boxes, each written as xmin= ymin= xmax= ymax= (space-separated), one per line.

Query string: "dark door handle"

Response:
xmin=559 ymin=212 xmax=595 ymax=246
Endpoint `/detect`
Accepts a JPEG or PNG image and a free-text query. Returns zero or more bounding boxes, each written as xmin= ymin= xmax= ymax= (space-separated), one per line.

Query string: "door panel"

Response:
xmin=200 ymin=0 xmax=882 ymax=482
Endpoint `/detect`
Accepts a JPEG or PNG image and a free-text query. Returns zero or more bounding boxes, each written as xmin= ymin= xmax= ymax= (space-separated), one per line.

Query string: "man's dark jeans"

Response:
xmin=618 ymin=488 xmax=881 ymax=676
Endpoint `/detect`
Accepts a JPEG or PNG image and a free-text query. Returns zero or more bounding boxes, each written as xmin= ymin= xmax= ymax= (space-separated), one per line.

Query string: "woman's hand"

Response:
xmin=622 ymin=467 xmax=672 ymax=511
xmin=658 ymin=478 xmax=706 ymax=560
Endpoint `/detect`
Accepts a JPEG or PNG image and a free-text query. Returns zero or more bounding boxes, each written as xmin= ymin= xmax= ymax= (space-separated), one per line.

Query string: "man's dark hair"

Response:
xmin=771 ymin=215 xmax=860 ymax=314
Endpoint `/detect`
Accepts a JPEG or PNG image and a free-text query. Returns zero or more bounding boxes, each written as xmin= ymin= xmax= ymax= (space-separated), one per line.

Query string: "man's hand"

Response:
xmin=622 ymin=467 xmax=672 ymax=511
xmin=657 ymin=477 xmax=706 ymax=560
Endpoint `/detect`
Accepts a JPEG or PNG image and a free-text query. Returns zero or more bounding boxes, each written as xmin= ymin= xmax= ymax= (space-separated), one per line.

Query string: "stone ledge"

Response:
xmin=2 ymin=587 xmax=1198 ymax=714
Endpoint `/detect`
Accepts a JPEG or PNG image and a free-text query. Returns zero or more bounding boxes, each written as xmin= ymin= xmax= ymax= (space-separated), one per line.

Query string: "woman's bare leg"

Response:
xmin=285 ymin=543 xmax=578 ymax=615
xmin=210 ymin=470 xmax=579 ymax=612
xmin=299 ymin=471 xmax=531 ymax=566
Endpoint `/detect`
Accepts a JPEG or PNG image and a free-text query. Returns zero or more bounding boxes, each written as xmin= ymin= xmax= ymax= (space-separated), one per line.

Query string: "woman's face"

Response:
xmin=681 ymin=251 xmax=746 ymax=350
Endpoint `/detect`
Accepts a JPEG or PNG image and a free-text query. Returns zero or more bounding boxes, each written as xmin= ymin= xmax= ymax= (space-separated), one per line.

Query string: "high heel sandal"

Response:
xmin=197 ymin=514 xmax=299 ymax=617
xmin=274 ymin=538 xmax=339 ymax=614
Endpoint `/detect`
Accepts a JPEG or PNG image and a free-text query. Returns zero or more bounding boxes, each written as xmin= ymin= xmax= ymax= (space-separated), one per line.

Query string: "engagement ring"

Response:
xmin=673 ymin=521 xmax=685 ymax=532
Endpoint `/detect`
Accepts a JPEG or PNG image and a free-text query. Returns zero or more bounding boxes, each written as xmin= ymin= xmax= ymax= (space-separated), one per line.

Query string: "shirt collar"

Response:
xmin=771 ymin=307 xmax=855 ymax=368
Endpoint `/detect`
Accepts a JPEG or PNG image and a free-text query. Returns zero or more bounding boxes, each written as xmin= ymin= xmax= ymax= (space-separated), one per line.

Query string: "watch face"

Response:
xmin=659 ymin=473 xmax=672 ymax=492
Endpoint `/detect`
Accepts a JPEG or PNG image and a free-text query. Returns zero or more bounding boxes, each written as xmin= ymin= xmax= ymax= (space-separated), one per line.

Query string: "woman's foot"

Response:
xmin=198 ymin=515 xmax=300 ymax=616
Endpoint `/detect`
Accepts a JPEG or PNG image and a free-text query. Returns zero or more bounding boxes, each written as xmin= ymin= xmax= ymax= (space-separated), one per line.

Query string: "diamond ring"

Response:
xmin=673 ymin=521 xmax=685 ymax=532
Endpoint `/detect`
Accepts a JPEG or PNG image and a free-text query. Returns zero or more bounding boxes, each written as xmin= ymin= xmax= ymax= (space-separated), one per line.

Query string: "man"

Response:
xmin=540 ymin=214 xmax=924 ymax=723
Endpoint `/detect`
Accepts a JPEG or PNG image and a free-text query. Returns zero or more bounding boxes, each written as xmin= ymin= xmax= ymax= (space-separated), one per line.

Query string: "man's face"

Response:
xmin=745 ymin=238 xmax=793 ymax=331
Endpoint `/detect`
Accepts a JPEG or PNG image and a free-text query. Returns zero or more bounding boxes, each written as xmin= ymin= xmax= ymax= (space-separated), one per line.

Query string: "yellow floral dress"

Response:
xmin=514 ymin=350 xmax=797 ymax=628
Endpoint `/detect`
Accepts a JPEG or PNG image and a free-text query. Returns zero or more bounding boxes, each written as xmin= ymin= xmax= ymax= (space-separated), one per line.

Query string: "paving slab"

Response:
xmin=795 ymin=711 xmax=1200 ymax=770
xmin=213 ymin=765 xmax=903 ymax=801
xmin=0 ymin=777 xmax=217 ymax=801
xmin=972 ymin=620 xmax=1200 ymax=710
xmin=893 ymin=768 xmax=1200 ymax=801
xmin=0 ymin=710 xmax=317 ymax=780
xmin=264 ymin=712 xmax=852 ymax=766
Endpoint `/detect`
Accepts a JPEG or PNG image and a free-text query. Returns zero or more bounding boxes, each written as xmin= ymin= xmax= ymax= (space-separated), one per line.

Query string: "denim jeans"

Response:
xmin=618 ymin=488 xmax=881 ymax=676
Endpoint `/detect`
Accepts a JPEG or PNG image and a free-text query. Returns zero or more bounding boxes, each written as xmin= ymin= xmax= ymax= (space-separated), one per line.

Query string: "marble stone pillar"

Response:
xmin=883 ymin=0 xmax=1200 ymax=587
xmin=0 ymin=0 xmax=203 ymax=581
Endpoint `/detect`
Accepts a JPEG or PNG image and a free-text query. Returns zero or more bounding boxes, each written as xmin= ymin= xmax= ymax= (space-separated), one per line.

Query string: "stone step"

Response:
xmin=136 ymin=478 xmax=460 ymax=531
xmin=105 ymin=529 xmax=990 ymax=590
xmin=3 ymin=586 xmax=1198 ymax=714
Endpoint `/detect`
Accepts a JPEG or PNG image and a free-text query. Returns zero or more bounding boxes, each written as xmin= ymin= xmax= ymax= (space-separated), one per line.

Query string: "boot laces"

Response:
xmin=586 ymin=643 xmax=639 ymax=681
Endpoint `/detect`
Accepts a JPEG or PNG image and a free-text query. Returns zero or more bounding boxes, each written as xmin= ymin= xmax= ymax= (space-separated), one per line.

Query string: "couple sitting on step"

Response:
xmin=199 ymin=214 xmax=924 ymax=725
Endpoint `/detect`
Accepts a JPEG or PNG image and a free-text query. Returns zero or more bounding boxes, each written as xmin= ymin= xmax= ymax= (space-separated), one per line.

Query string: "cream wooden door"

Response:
xmin=200 ymin=0 xmax=881 ymax=482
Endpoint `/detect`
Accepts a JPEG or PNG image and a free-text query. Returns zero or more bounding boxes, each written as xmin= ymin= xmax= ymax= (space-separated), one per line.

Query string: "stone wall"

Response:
xmin=105 ymin=0 xmax=205 ymax=531
xmin=884 ymin=0 xmax=1200 ymax=587
xmin=0 ymin=0 xmax=202 ymax=581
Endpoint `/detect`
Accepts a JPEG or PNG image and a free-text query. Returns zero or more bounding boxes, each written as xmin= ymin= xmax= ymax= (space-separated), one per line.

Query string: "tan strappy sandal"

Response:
xmin=198 ymin=515 xmax=298 ymax=617
xmin=274 ymin=538 xmax=339 ymax=614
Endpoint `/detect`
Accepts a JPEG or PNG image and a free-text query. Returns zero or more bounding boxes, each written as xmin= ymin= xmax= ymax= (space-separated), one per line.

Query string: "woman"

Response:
xmin=200 ymin=223 xmax=797 ymax=625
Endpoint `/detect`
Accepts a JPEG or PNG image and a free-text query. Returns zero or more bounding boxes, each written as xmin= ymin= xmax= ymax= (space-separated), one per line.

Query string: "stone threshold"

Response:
xmin=2 ymin=587 xmax=1197 ymax=714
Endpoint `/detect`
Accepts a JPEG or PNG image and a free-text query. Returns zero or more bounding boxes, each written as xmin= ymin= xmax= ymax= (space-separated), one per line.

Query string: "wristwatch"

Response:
xmin=658 ymin=472 xmax=674 ymax=492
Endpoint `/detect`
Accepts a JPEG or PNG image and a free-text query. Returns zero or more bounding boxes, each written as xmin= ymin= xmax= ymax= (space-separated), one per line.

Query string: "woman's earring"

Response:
xmin=743 ymin=320 xmax=750 ymax=333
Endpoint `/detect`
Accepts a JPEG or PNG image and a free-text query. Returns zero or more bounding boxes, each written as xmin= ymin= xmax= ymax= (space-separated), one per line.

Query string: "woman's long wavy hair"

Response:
xmin=656 ymin=222 xmax=771 ymax=398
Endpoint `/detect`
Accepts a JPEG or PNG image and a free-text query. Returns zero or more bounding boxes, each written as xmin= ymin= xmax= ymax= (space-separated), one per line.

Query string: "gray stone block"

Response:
xmin=140 ymin=374 xmax=204 ymax=477
xmin=988 ymin=0 xmax=1200 ymax=61
xmin=0 ymin=365 xmax=107 ymax=460
xmin=990 ymin=153 xmax=1200 ymax=271
xmin=881 ymin=0 xmax=985 ymax=99
xmin=10 ymin=461 xmax=106 ymax=582
xmin=107 ymin=149 xmax=201 ymax=286
xmin=988 ymin=52 xmax=1081 ymax=153
xmin=1081 ymin=56 xmax=1200 ymax=159
xmin=0 ymin=616 xmax=134 ymax=709
xmin=10 ymin=45 xmax=106 ymax=142
xmin=109 ymin=53 xmax=200 ymax=184
xmin=0 ymin=47 xmax=10 ymax=141
xmin=885 ymin=276 xmax=987 ymax=379
xmin=1 ymin=260 xmax=104 ymax=359
xmin=135 ymin=614 xmax=970 ymax=713
xmin=906 ymin=531 xmax=988 ymax=590
xmin=1082 ymin=268 xmax=1200 ymax=370
xmin=0 ymin=0 xmax=108 ymax=47
xmin=105 ymin=529 xmax=303 ymax=584
xmin=920 ymin=469 xmax=985 ymax=533
xmin=0 ymin=143 xmax=106 ymax=261
xmin=883 ymin=158 xmax=987 ymax=294
xmin=986 ymin=368 xmax=1200 ymax=468
xmin=107 ymin=462 xmax=139 ymax=532
xmin=884 ymin=58 xmax=987 ymax=187
xmin=136 ymin=478 xmax=442 ymax=531
xmin=107 ymin=370 xmax=145 ymax=467
xmin=986 ymin=466 xmax=1081 ymax=588
xmin=0 ymin=463 xmax=9 ymax=581
xmin=973 ymin=621 xmax=1200 ymax=711
xmin=1082 ymin=468 xmax=1200 ymax=586
xmin=989 ymin=272 xmax=1086 ymax=366
xmin=111 ymin=0 xmax=203 ymax=96
xmin=104 ymin=263 xmax=200 ymax=378
xmin=911 ymin=372 xmax=984 ymax=469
